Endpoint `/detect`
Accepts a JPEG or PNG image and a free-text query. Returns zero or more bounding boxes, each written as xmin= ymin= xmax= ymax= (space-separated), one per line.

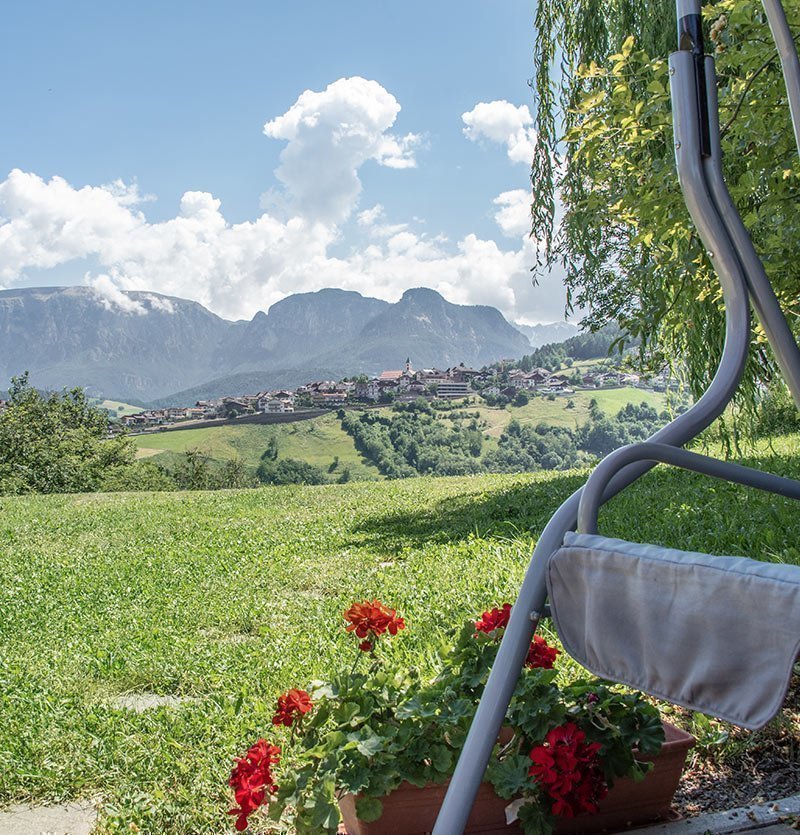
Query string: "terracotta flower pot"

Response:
xmin=338 ymin=721 xmax=695 ymax=835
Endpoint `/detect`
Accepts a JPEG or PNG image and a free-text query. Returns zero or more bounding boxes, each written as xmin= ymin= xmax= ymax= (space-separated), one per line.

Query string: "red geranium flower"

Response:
xmin=528 ymin=722 xmax=607 ymax=818
xmin=228 ymin=739 xmax=280 ymax=831
xmin=475 ymin=605 xmax=560 ymax=670
xmin=343 ymin=599 xmax=405 ymax=650
xmin=526 ymin=635 xmax=560 ymax=669
xmin=474 ymin=603 xmax=512 ymax=634
xmin=271 ymin=688 xmax=313 ymax=727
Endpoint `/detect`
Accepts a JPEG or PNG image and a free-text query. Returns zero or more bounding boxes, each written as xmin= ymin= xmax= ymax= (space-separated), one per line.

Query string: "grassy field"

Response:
xmin=93 ymin=399 xmax=144 ymax=417
xmin=474 ymin=386 xmax=669 ymax=438
xmin=131 ymin=387 xmax=669 ymax=473
xmin=1 ymin=433 xmax=798 ymax=832
xmin=131 ymin=414 xmax=380 ymax=480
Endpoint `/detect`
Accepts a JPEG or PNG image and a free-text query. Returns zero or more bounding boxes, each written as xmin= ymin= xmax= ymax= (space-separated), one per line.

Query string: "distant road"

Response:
xmin=129 ymin=409 xmax=327 ymax=435
xmin=127 ymin=404 xmax=388 ymax=436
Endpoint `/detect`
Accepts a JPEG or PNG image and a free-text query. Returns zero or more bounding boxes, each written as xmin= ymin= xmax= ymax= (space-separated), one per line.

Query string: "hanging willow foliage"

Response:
xmin=530 ymin=0 xmax=800 ymax=416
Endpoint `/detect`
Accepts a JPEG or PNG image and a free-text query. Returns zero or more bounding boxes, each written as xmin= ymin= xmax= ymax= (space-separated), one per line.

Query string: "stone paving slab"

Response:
xmin=636 ymin=793 xmax=800 ymax=834
xmin=0 ymin=802 xmax=96 ymax=835
xmin=109 ymin=693 xmax=189 ymax=712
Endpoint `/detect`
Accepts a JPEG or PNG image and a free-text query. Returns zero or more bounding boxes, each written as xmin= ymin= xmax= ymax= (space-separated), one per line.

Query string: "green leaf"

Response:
xmin=334 ymin=701 xmax=363 ymax=726
xmin=486 ymin=752 xmax=532 ymax=800
xmin=355 ymin=796 xmax=384 ymax=823
xmin=429 ymin=744 xmax=453 ymax=774
xmin=635 ymin=714 xmax=666 ymax=755
xmin=518 ymin=799 xmax=554 ymax=835
xmin=349 ymin=728 xmax=384 ymax=758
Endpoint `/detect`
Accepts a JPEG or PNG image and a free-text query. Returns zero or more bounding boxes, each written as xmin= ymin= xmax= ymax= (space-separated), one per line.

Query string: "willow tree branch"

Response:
xmin=720 ymin=32 xmax=800 ymax=139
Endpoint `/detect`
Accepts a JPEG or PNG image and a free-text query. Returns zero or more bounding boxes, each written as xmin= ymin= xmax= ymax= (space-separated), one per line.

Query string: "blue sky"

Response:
xmin=0 ymin=1 xmax=569 ymax=323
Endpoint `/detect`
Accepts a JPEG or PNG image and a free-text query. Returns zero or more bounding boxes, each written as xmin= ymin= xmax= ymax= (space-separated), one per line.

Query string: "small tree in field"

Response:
xmin=0 ymin=373 xmax=135 ymax=494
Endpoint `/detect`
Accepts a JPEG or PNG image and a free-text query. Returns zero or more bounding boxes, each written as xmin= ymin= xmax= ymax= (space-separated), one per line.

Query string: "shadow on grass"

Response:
xmin=349 ymin=446 xmax=800 ymax=563
xmin=349 ymin=472 xmax=588 ymax=550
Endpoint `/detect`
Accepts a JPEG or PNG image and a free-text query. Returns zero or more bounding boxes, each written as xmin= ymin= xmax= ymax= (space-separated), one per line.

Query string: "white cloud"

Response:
xmin=101 ymin=179 xmax=155 ymax=207
xmin=462 ymin=100 xmax=537 ymax=164
xmin=0 ymin=80 xmax=569 ymax=325
xmin=263 ymin=77 xmax=420 ymax=224
xmin=90 ymin=273 xmax=147 ymax=315
xmin=145 ymin=293 xmax=175 ymax=313
xmin=0 ymin=169 xmax=143 ymax=281
xmin=356 ymin=203 xmax=409 ymax=239
xmin=493 ymin=189 xmax=532 ymax=238
xmin=357 ymin=204 xmax=385 ymax=227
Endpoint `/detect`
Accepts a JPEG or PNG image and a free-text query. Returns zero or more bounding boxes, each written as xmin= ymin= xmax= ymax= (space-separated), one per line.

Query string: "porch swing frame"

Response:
xmin=433 ymin=0 xmax=800 ymax=831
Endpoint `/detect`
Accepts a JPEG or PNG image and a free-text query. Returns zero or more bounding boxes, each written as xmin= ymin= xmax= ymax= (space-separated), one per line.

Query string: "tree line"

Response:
xmin=340 ymin=398 xmax=669 ymax=478
xmin=1 ymin=376 xmax=795 ymax=495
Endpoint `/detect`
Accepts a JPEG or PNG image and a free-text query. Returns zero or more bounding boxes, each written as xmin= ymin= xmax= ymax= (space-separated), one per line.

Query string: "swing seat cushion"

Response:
xmin=546 ymin=532 xmax=800 ymax=729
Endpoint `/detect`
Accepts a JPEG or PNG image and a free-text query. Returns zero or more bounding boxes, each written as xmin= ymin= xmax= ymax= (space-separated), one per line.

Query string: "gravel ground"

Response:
xmin=673 ymin=673 xmax=800 ymax=817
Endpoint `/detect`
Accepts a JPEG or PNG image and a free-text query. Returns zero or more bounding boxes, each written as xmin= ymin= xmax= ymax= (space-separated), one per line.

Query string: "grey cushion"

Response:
xmin=546 ymin=532 xmax=800 ymax=729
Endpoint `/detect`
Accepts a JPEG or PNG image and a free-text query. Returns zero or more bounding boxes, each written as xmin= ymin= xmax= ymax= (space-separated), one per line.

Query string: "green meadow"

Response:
xmin=132 ymin=414 xmax=381 ymax=480
xmin=130 ymin=387 xmax=669 ymax=474
xmin=1 ymin=433 xmax=798 ymax=832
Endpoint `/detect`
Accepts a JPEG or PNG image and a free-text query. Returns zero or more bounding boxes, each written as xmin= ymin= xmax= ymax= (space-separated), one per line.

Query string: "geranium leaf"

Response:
xmin=429 ymin=744 xmax=452 ymax=774
xmin=350 ymin=729 xmax=384 ymax=757
xmin=635 ymin=714 xmax=665 ymax=755
xmin=518 ymin=799 xmax=553 ymax=835
xmin=334 ymin=701 xmax=363 ymax=726
xmin=486 ymin=752 xmax=532 ymax=799
xmin=355 ymin=796 xmax=384 ymax=823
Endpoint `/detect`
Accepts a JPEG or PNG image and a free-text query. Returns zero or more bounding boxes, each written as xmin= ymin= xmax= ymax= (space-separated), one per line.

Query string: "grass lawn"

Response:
xmin=131 ymin=414 xmax=381 ymax=480
xmin=132 ymin=388 xmax=670 ymax=474
xmin=475 ymin=386 xmax=669 ymax=438
xmin=93 ymin=399 xmax=144 ymax=417
xmin=2 ymin=434 xmax=797 ymax=832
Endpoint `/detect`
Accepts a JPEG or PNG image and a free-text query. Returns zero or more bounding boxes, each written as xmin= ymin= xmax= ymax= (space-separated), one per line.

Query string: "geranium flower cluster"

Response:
xmin=229 ymin=600 xmax=405 ymax=830
xmin=528 ymin=722 xmax=608 ymax=817
xmin=272 ymin=688 xmax=313 ymax=728
xmin=474 ymin=604 xmax=560 ymax=670
xmin=228 ymin=739 xmax=281 ymax=832
xmin=343 ymin=598 xmax=406 ymax=652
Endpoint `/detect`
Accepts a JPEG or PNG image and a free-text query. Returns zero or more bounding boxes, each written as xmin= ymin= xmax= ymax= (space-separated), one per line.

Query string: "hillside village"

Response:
xmin=116 ymin=356 xmax=667 ymax=432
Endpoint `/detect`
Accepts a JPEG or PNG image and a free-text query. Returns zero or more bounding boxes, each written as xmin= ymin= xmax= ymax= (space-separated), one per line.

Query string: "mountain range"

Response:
xmin=0 ymin=285 xmax=574 ymax=405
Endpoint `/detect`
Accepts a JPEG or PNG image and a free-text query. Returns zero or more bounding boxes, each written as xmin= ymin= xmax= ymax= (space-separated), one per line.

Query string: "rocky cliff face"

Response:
xmin=0 ymin=285 xmax=533 ymax=402
xmin=329 ymin=287 xmax=531 ymax=372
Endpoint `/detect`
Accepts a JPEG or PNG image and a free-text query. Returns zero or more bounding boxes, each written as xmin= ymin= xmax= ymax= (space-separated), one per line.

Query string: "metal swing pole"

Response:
xmin=433 ymin=1 xmax=761 ymax=830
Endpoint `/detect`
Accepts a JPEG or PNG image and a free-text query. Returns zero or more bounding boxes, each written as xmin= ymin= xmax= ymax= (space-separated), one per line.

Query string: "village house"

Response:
xmin=263 ymin=399 xmax=294 ymax=414
xmin=256 ymin=390 xmax=296 ymax=412
xmin=221 ymin=398 xmax=250 ymax=416
xmin=121 ymin=410 xmax=169 ymax=429
xmin=415 ymin=367 xmax=446 ymax=381
xmin=308 ymin=380 xmax=340 ymax=393
xmin=527 ymin=368 xmax=552 ymax=388
xmin=354 ymin=378 xmax=382 ymax=401
xmin=435 ymin=380 xmax=471 ymax=399
xmin=195 ymin=400 xmax=220 ymax=417
xmin=311 ymin=391 xmax=348 ymax=408
xmin=379 ymin=369 xmax=403 ymax=383
xmin=448 ymin=363 xmax=481 ymax=383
